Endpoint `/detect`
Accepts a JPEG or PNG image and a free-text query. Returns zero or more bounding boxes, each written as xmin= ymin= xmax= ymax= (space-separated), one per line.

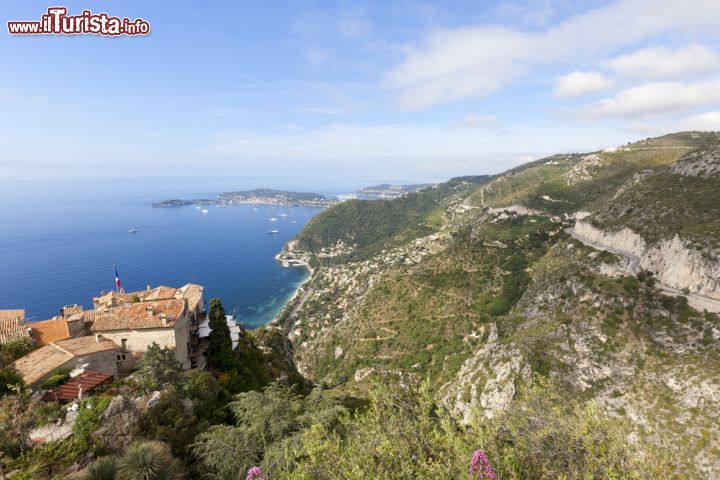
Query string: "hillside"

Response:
xmin=294 ymin=176 xmax=490 ymax=262
xmin=278 ymin=131 xmax=720 ymax=478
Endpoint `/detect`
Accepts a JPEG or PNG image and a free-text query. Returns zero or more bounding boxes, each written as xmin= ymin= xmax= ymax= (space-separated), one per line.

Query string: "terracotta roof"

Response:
xmin=90 ymin=298 xmax=186 ymax=332
xmin=56 ymin=336 xmax=120 ymax=356
xmin=0 ymin=310 xmax=29 ymax=343
xmin=28 ymin=317 xmax=71 ymax=346
xmin=143 ymin=286 xmax=178 ymax=301
xmin=41 ymin=371 xmax=113 ymax=401
xmin=175 ymin=284 xmax=204 ymax=312
xmin=0 ymin=309 xmax=25 ymax=322
xmin=13 ymin=336 xmax=119 ymax=385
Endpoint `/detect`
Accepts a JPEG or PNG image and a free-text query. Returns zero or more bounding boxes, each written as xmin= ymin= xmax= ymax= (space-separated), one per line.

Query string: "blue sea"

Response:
xmin=0 ymin=179 xmax=328 ymax=328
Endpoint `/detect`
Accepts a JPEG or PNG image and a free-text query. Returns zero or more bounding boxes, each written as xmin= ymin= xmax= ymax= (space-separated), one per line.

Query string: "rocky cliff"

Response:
xmin=280 ymin=131 xmax=720 ymax=478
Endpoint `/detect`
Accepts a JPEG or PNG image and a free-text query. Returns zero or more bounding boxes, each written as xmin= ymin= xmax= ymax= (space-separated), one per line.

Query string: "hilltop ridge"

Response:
xmin=277 ymin=131 xmax=720 ymax=478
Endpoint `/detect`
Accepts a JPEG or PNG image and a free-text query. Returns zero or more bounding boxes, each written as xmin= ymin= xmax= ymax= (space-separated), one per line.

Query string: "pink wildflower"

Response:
xmin=246 ymin=466 xmax=265 ymax=480
xmin=469 ymin=449 xmax=496 ymax=479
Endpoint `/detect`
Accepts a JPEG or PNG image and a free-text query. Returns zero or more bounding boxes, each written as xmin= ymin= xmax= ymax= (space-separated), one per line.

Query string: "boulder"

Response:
xmin=90 ymin=396 xmax=140 ymax=453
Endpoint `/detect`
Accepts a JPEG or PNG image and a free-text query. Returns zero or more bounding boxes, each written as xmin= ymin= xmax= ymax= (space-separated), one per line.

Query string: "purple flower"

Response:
xmin=246 ymin=466 xmax=265 ymax=480
xmin=469 ymin=449 xmax=496 ymax=479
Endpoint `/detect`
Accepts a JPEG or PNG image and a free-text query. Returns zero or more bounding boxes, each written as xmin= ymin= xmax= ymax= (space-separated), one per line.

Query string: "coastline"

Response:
xmin=270 ymin=247 xmax=315 ymax=329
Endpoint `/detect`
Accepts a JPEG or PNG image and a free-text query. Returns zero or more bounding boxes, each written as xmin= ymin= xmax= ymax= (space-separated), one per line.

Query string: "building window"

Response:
xmin=121 ymin=339 xmax=127 ymax=351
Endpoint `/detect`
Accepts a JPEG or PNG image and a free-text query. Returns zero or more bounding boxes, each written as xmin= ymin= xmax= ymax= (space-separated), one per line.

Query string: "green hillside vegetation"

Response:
xmin=590 ymin=143 xmax=720 ymax=252
xmin=296 ymin=214 xmax=560 ymax=387
xmin=295 ymin=176 xmax=490 ymax=262
xmin=4 ymin=132 xmax=718 ymax=478
xmin=280 ymin=131 xmax=720 ymax=478
xmin=467 ymin=132 xmax=720 ymax=216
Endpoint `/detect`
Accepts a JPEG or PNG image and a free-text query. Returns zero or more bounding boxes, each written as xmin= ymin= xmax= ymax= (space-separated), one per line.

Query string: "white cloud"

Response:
xmin=553 ymin=71 xmax=615 ymax=97
xmin=455 ymin=114 xmax=499 ymax=128
xmin=386 ymin=0 xmax=720 ymax=109
xmin=607 ymin=44 xmax=720 ymax=79
xmin=581 ymin=80 xmax=720 ymax=118
xmin=627 ymin=111 xmax=720 ymax=135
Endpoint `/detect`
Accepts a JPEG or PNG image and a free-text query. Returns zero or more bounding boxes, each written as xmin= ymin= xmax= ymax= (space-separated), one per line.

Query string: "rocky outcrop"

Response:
xmin=643 ymin=236 xmax=720 ymax=300
xmin=564 ymin=153 xmax=605 ymax=184
xmin=575 ymin=220 xmax=720 ymax=302
xmin=574 ymin=221 xmax=646 ymax=258
xmin=487 ymin=205 xmax=546 ymax=217
xmin=90 ymin=396 xmax=140 ymax=453
xmin=442 ymin=324 xmax=531 ymax=423
xmin=670 ymin=147 xmax=720 ymax=178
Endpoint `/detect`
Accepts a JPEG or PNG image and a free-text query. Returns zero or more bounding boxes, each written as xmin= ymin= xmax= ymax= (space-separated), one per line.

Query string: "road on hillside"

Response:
xmin=566 ymin=228 xmax=720 ymax=313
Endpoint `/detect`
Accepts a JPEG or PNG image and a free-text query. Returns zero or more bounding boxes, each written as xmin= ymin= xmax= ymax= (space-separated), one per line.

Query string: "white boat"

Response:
xmin=195 ymin=206 xmax=201 ymax=209
xmin=201 ymin=209 xmax=209 ymax=214
xmin=278 ymin=213 xmax=288 ymax=217
xmin=291 ymin=220 xmax=297 ymax=224
xmin=269 ymin=217 xmax=278 ymax=222
xmin=268 ymin=229 xmax=280 ymax=234
xmin=129 ymin=229 xmax=139 ymax=234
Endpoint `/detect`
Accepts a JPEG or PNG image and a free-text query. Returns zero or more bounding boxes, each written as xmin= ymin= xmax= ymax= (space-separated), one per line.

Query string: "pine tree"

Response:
xmin=208 ymin=298 xmax=233 ymax=370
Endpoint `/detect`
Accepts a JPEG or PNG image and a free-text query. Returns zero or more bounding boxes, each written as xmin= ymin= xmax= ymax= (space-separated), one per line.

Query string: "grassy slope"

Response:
xmin=285 ymin=131 xmax=720 ymax=477
xmin=294 ymin=176 xmax=490 ymax=262
xmin=467 ymin=132 xmax=716 ymax=216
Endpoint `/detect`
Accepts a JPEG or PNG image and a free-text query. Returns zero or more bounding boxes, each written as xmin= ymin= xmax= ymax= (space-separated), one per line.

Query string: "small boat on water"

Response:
xmin=129 ymin=229 xmax=139 ymax=234
xmin=268 ymin=229 xmax=280 ymax=235
xmin=195 ymin=206 xmax=201 ymax=209
xmin=201 ymin=209 xmax=209 ymax=214
xmin=278 ymin=213 xmax=288 ymax=217
xmin=269 ymin=217 xmax=278 ymax=222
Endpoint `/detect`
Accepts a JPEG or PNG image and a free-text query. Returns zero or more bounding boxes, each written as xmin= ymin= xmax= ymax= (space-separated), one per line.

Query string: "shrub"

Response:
xmin=0 ymin=366 xmax=24 ymax=397
xmin=74 ymin=396 xmax=112 ymax=442
xmin=84 ymin=456 xmax=117 ymax=480
xmin=0 ymin=336 xmax=34 ymax=362
xmin=132 ymin=343 xmax=184 ymax=392
xmin=116 ymin=441 xmax=184 ymax=480
xmin=40 ymin=368 xmax=72 ymax=390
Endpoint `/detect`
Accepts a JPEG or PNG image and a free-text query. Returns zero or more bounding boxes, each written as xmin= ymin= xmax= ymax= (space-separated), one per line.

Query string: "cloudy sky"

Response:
xmin=2 ymin=0 xmax=720 ymax=186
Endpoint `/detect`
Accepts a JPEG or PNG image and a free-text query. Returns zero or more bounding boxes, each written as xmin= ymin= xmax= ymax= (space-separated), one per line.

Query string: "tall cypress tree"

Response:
xmin=208 ymin=298 xmax=233 ymax=370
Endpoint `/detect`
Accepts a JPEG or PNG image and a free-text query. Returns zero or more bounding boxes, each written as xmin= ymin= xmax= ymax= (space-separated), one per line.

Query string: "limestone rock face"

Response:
xmin=670 ymin=148 xmax=720 ymax=178
xmin=91 ymin=396 xmax=140 ymax=453
xmin=564 ymin=153 xmax=605 ymax=184
xmin=575 ymin=220 xmax=720 ymax=301
xmin=574 ymin=221 xmax=646 ymax=258
xmin=442 ymin=324 xmax=531 ymax=423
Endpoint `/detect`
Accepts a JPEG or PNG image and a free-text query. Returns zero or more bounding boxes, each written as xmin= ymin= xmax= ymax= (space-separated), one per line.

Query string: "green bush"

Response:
xmin=74 ymin=396 xmax=112 ymax=441
xmin=0 ymin=366 xmax=24 ymax=397
xmin=116 ymin=441 xmax=184 ymax=480
xmin=84 ymin=456 xmax=117 ymax=480
xmin=40 ymin=368 xmax=72 ymax=390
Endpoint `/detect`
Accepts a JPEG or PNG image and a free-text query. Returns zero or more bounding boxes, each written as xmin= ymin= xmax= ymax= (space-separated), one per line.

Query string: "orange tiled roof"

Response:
xmin=90 ymin=298 xmax=185 ymax=332
xmin=175 ymin=284 xmax=204 ymax=312
xmin=28 ymin=317 xmax=71 ymax=346
xmin=0 ymin=310 xmax=29 ymax=343
xmin=41 ymin=370 xmax=113 ymax=401
xmin=13 ymin=336 xmax=118 ymax=385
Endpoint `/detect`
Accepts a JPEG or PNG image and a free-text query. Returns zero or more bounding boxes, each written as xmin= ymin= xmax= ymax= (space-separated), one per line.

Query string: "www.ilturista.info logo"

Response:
xmin=7 ymin=7 xmax=150 ymax=36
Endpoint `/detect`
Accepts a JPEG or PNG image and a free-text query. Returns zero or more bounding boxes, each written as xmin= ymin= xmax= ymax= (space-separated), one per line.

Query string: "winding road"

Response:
xmin=567 ymin=228 xmax=720 ymax=313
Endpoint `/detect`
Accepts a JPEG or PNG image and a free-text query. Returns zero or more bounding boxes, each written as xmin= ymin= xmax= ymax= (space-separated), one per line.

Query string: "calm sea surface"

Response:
xmin=0 ymin=181 xmax=324 ymax=328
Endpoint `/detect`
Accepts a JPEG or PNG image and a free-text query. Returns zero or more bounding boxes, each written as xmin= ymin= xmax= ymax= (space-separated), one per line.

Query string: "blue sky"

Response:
xmin=2 ymin=0 xmax=720 ymax=186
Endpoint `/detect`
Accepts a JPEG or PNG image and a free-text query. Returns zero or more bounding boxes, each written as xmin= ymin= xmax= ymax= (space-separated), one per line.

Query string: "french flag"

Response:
xmin=114 ymin=266 xmax=121 ymax=290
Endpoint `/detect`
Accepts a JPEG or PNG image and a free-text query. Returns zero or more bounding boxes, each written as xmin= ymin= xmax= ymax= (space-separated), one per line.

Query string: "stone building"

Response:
xmin=90 ymin=284 xmax=205 ymax=369
xmin=13 ymin=336 xmax=120 ymax=388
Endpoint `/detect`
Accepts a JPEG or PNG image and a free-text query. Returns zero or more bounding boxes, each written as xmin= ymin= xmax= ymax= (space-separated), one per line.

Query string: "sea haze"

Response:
xmin=0 ymin=179 xmax=324 ymax=328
